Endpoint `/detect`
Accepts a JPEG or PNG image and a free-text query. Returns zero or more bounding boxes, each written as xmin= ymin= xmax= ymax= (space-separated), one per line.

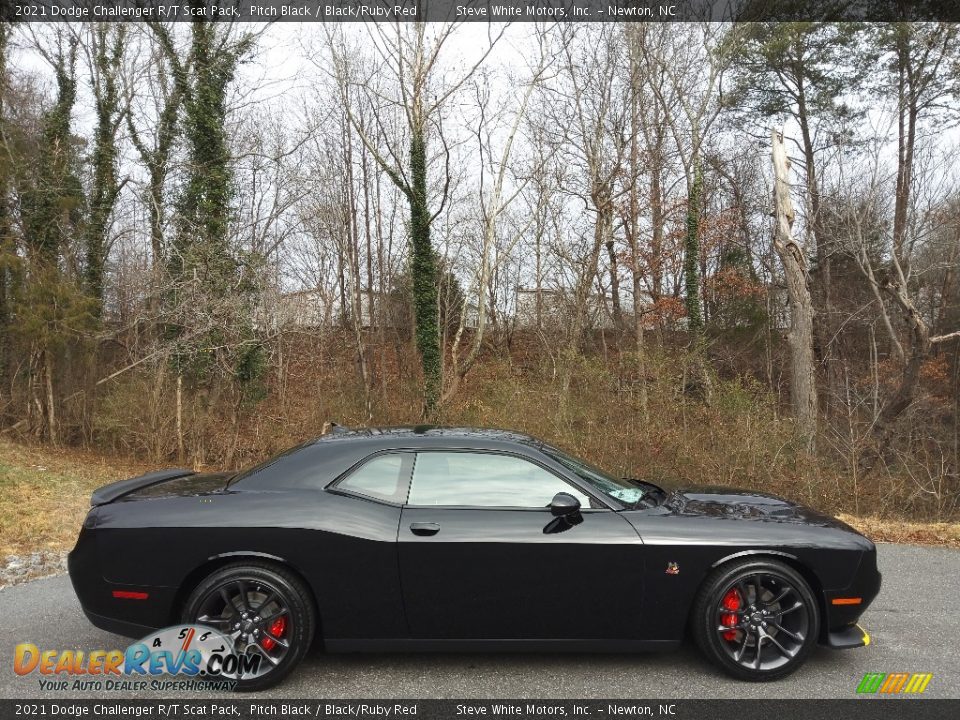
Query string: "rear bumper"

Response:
xmin=80 ymin=607 xmax=157 ymax=639
xmin=68 ymin=526 xmax=171 ymax=639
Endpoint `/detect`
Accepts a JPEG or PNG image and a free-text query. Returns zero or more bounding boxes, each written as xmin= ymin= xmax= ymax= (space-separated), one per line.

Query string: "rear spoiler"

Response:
xmin=90 ymin=468 xmax=196 ymax=507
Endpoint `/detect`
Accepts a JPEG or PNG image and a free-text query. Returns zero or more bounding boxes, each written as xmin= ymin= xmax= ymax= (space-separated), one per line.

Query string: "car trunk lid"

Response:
xmin=90 ymin=468 xmax=198 ymax=506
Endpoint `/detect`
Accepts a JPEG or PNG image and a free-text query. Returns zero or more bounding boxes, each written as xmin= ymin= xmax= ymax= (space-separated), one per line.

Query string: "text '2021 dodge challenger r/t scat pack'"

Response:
xmin=69 ymin=426 xmax=880 ymax=690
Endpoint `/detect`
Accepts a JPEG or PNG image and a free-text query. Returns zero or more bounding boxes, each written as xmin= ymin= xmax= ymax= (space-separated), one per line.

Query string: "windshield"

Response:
xmin=542 ymin=447 xmax=646 ymax=507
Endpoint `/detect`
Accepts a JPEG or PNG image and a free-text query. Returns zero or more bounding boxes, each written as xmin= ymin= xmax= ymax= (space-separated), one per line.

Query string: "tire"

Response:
xmin=691 ymin=558 xmax=819 ymax=681
xmin=182 ymin=561 xmax=316 ymax=692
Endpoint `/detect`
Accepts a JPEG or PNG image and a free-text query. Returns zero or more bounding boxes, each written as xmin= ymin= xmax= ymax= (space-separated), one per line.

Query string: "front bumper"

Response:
xmin=826 ymin=623 xmax=870 ymax=649
xmin=821 ymin=547 xmax=881 ymax=648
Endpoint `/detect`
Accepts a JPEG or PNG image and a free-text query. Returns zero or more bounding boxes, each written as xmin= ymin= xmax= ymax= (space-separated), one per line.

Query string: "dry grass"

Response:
xmin=837 ymin=513 xmax=960 ymax=548
xmin=0 ymin=438 xmax=151 ymax=557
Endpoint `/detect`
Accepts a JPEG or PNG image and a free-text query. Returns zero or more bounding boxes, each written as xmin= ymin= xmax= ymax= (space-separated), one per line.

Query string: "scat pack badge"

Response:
xmin=665 ymin=562 xmax=680 ymax=575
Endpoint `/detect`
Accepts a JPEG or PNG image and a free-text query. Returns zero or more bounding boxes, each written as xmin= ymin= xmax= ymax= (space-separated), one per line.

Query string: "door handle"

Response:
xmin=409 ymin=522 xmax=440 ymax=537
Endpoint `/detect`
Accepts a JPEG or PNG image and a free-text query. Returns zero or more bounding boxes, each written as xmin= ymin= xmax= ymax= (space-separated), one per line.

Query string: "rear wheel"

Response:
xmin=182 ymin=562 xmax=315 ymax=691
xmin=692 ymin=559 xmax=819 ymax=681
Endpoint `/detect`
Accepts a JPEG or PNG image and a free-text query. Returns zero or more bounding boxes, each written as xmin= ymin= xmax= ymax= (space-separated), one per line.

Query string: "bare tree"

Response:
xmin=442 ymin=32 xmax=555 ymax=406
xmin=772 ymin=129 xmax=818 ymax=447
xmin=538 ymin=25 xmax=630 ymax=352
xmin=634 ymin=24 xmax=739 ymax=400
xmin=324 ymin=22 xmax=502 ymax=417
xmin=826 ymin=126 xmax=960 ymax=468
xmin=124 ymin=25 xmax=181 ymax=276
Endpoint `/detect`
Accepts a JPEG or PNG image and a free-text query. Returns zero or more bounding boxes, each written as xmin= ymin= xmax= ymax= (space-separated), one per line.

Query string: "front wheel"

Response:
xmin=691 ymin=559 xmax=819 ymax=681
xmin=182 ymin=562 xmax=315 ymax=691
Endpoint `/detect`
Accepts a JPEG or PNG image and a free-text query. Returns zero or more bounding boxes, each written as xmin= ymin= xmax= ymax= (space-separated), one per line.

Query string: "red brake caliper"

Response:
xmin=261 ymin=616 xmax=287 ymax=651
xmin=720 ymin=588 xmax=741 ymax=641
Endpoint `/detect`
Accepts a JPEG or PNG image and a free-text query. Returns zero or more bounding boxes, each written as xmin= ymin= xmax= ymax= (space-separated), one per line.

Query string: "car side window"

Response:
xmin=335 ymin=453 xmax=408 ymax=504
xmin=408 ymin=451 xmax=593 ymax=508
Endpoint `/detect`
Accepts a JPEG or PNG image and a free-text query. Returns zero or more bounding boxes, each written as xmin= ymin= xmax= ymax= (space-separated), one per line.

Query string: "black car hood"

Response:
xmin=663 ymin=486 xmax=851 ymax=529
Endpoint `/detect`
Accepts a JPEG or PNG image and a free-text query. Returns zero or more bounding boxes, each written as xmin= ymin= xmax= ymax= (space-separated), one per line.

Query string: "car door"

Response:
xmin=317 ymin=451 xmax=413 ymax=641
xmin=398 ymin=449 xmax=645 ymax=641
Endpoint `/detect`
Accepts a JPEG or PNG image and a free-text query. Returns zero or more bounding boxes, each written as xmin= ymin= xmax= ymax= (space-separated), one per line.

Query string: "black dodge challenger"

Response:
xmin=69 ymin=426 xmax=880 ymax=690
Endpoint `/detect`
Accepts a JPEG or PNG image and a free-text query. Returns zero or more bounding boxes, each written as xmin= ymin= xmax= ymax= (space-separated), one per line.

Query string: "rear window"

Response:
xmin=230 ymin=441 xmax=372 ymax=491
xmin=333 ymin=453 xmax=410 ymax=504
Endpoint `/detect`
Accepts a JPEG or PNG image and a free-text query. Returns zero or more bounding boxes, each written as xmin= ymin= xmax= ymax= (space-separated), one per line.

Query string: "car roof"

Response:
xmin=313 ymin=425 xmax=547 ymax=450
xmin=230 ymin=425 xmax=561 ymax=491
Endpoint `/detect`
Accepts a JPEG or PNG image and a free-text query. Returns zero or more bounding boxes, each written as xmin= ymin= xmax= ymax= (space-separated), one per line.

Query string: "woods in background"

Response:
xmin=0 ymin=20 xmax=958 ymax=520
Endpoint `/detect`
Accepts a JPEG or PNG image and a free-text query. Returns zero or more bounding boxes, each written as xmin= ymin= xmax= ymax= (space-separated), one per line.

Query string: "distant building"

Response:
xmin=515 ymin=287 xmax=628 ymax=330
xmin=259 ymin=288 xmax=479 ymax=331
xmin=276 ymin=289 xmax=334 ymax=329
xmin=459 ymin=302 xmax=481 ymax=330
xmin=254 ymin=288 xmax=333 ymax=331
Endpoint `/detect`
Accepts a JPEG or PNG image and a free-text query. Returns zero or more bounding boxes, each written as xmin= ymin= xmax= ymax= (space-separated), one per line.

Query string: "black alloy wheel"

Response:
xmin=183 ymin=562 xmax=315 ymax=691
xmin=692 ymin=559 xmax=819 ymax=681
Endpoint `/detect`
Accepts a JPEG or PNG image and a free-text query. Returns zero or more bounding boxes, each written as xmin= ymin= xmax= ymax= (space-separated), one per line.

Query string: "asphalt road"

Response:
xmin=0 ymin=543 xmax=957 ymax=700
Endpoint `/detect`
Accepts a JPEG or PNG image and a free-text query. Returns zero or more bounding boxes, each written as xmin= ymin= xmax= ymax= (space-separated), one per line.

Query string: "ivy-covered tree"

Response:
xmin=126 ymin=27 xmax=181 ymax=275
xmin=150 ymin=18 xmax=265 ymax=460
xmin=22 ymin=37 xmax=82 ymax=268
xmin=153 ymin=19 xmax=254 ymax=296
xmin=152 ymin=19 xmax=260 ymax=364
xmin=18 ymin=32 xmax=92 ymax=443
xmin=684 ymin=164 xmax=704 ymax=333
xmin=0 ymin=23 xmax=12 ymax=400
xmin=83 ymin=24 xmax=126 ymax=315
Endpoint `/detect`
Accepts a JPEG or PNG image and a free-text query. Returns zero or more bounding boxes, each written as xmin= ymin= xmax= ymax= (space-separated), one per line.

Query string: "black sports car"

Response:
xmin=69 ymin=426 xmax=880 ymax=690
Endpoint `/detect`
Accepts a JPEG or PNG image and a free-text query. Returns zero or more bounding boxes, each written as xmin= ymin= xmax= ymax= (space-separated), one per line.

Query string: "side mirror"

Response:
xmin=550 ymin=492 xmax=581 ymax=517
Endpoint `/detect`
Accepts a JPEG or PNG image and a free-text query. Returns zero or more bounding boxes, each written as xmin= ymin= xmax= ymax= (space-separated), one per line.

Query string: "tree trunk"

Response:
xmin=892 ymin=25 xmax=917 ymax=268
xmin=176 ymin=372 xmax=184 ymax=461
xmin=571 ymin=190 xmax=610 ymax=350
xmin=684 ymin=163 xmax=704 ymax=333
xmin=344 ymin=117 xmax=372 ymax=422
xmin=649 ymin=144 xmax=665 ymax=307
xmin=45 ymin=349 xmax=58 ymax=446
xmin=408 ymin=126 xmax=441 ymax=416
xmin=0 ymin=25 xmax=10 ymax=408
xmin=606 ymin=238 xmax=623 ymax=331
xmin=796 ymin=83 xmax=843 ymax=420
xmin=85 ymin=26 xmax=123 ymax=316
xmin=682 ymin=161 xmax=712 ymax=402
xmin=626 ymin=60 xmax=648 ymax=418
xmin=772 ymin=129 xmax=818 ymax=448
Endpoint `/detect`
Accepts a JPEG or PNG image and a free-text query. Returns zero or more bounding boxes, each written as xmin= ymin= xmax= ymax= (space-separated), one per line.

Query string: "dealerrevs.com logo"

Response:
xmin=856 ymin=673 xmax=933 ymax=695
xmin=13 ymin=625 xmax=257 ymax=691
